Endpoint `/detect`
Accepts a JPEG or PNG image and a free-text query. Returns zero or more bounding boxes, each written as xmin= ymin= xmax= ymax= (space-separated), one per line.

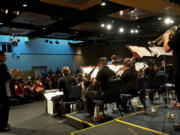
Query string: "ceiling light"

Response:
xmin=137 ymin=25 xmax=140 ymax=28
xmin=164 ymin=18 xmax=172 ymax=24
xmin=119 ymin=27 xmax=124 ymax=33
xmin=101 ymin=23 xmax=105 ymax=28
xmin=42 ymin=27 xmax=46 ymax=30
xmin=101 ymin=2 xmax=106 ymax=6
xmin=106 ymin=24 xmax=112 ymax=30
xmin=130 ymin=29 xmax=134 ymax=34
xmin=135 ymin=16 xmax=139 ymax=20
xmin=158 ymin=17 xmax=162 ymax=20
xmin=22 ymin=4 xmax=28 ymax=7
xmin=0 ymin=22 xmax=3 ymax=25
xmin=16 ymin=11 xmax=20 ymax=15
xmin=135 ymin=29 xmax=139 ymax=33
xmin=119 ymin=11 xmax=124 ymax=15
xmin=170 ymin=20 xmax=174 ymax=24
xmin=5 ymin=9 xmax=8 ymax=14
xmin=130 ymin=10 xmax=135 ymax=13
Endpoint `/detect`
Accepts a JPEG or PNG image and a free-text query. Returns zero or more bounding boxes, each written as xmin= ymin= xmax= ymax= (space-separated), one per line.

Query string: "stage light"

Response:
xmin=49 ymin=41 xmax=53 ymax=44
xmin=101 ymin=23 xmax=105 ymax=28
xmin=45 ymin=40 xmax=48 ymax=43
xmin=130 ymin=29 xmax=134 ymax=34
xmin=164 ymin=18 xmax=172 ymax=24
xmin=130 ymin=10 xmax=135 ymax=13
xmin=170 ymin=20 xmax=174 ymax=24
xmin=0 ymin=22 xmax=3 ymax=25
xmin=42 ymin=27 xmax=46 ymax=30
xmin=5 ymin=9 xmax=8 ymax=14
xmin=106 ymin=24 xmax=112 ymax=30
xmin=101 ymin=2 xmax=106 ymax=6
xmin=135 ymin=29 xmax=139 ymax=33
xmin=119 ymin=27 xmax=124 ymax=33
xmin=119 ymin=11 xmax=123 ymax=15
xmin=22 ymin=4 xmax=27 ymax=7
xmin=55 ymin=41 xmax=59 ymax=44
xmin=16 ymin=11 xmax=20 ymax=15
xmin=158 ymin=17 xmax=162 ymax=20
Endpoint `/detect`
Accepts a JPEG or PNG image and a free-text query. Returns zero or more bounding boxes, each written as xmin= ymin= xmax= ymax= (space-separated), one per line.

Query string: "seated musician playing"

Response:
xmin=52 ymin=66 xmax=78 ymax=117
xmin=85 ymin=57 xmax=115 ymax=118
xmin=120 ymin=58 xmax=138 ymax=95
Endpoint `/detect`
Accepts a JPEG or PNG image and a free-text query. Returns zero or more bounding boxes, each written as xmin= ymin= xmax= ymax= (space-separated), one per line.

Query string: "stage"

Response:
xmin=68 ymin=104 xmax=180 ymax=135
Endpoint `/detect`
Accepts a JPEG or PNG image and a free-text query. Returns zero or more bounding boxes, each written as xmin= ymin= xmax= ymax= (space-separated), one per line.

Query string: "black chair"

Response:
xmin=145 ymin=73 xmax=166 ymax=105
xmin=92 ymin=78 xmax=123 ymax=120
xmin=59 ymin=84 xmax=81 ymax=113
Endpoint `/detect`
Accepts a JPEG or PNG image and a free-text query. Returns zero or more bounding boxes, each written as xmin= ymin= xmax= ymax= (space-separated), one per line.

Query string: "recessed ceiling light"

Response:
xmin=119 ymin=11 xmax=124 ymax=15
xmin=130 ymin=29 xmax=134 ymax=34
xmin=101 ymin=23 xmax=105 ymax=28
xmin=135 ymin=29 xmax=139 ymax=33
xmin=5 ymin=9 xmax=8 ymax=14
xmin=158 ymin=17 xmax=162 ymax=20
xmin=106 ymin=24 xmax=112 ymax=30
xmin=42 ymin=27 xmax=46 ymax=30
xmin=164 ymin=18 xmax=172 ymax=24
xmin=119 ymin=27 xmax=124 ymax=33
xmin=101 ymin=2 xmax=106 ymax=6
xmin=22 ymin=4 xmax=27 ymax=7
xmin=130 ymin=10 xmax=135 ymax=13
xmin=16 ymin=11 xmax=20 ymax=15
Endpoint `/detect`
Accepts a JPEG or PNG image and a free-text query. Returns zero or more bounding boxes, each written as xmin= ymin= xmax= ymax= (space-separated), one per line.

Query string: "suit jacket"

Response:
xmin=0 ymin=63 xmax=12 ymax=103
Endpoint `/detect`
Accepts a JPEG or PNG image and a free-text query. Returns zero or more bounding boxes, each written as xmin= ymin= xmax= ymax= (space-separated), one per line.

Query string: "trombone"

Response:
xmin=148 ymin=24 xmax=180 ymax=47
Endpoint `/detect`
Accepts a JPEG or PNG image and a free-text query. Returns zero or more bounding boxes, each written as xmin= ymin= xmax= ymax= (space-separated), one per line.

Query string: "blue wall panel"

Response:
xmin=0 ymin=35 xmax=83 ymax=72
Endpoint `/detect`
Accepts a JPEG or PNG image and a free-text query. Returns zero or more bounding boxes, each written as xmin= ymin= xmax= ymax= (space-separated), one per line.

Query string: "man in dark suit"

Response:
xmin=0 ymin=51 xmax=18 ymax=132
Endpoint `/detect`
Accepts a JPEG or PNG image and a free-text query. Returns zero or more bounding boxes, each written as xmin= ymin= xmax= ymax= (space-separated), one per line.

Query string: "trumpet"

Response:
xmin=148 ymin=24 xmax=180 ymax=47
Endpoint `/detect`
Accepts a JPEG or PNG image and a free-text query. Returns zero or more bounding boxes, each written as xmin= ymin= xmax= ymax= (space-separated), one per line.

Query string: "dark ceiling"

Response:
xmin=0 ymin=0 xmax=180 ymax=45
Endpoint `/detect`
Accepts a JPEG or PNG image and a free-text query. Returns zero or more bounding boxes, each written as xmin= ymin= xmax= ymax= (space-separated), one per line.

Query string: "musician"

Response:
xmin=120 ymin=58 xmax=138 ymax=95
xmin=163 ymin=29 xmax=180 ymax=107
xmin=52 ymin=66 xmax=78 ymax=117
xmin=85 ymin=57 xmax=115 ymax=118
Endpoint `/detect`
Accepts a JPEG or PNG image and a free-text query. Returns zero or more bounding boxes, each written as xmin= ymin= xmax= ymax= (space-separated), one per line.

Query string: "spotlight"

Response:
xmin=106 ymin=24 xmax=112 ymax=30
xmin=130 ymin=10 xmax=135 ymax=13
xmin=5 ymin=9 xmax=8 ymax=14
xmin=101 ymin=23 xmax=105 ymax=28
xmin=170 ymin=20 xmax=174 ymax=24
xmin=0 ymin=22 xmax=3 ymax=25
xmin=16 ymin=11 xmax=20 ymax=15
xmin=164 ymin=18 xmax=173 ymax=24
xmin=135 ymin=29 xmax=139 ymax=33
xmin=22 ymin=4 xmax=28 ymax=7
xmin=158 ymin=17 xmax=162 ymax=20
xmin=101 ymin=2 xmax=106 ymax=6
xmin=119 ymin=27 xmax=124 ymax=33
xmin=42 ymin=27 xmax=46 ymax=30
xmin=119 ymin=11 xmax=124 ymax=15
xmin=130 ymin=29 xmax=134 ymax=34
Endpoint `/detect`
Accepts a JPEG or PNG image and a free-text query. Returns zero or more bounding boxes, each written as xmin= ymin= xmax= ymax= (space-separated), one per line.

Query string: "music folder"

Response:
xmin=126 ymin=45 xmax=153 ymax=58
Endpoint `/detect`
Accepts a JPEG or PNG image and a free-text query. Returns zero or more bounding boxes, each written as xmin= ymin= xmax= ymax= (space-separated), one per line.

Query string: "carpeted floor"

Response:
xmin=0 ymin=100 xmax=76 ymax=135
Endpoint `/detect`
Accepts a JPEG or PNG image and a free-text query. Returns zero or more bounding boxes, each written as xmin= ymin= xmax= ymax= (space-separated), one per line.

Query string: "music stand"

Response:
xmin=149 ymin=47 xmax=173 ymax=107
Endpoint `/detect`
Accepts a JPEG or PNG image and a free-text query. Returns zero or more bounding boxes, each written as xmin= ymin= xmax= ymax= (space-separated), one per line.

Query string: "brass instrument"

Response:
xmin=148 ymin=24 xmax=180 ymax=47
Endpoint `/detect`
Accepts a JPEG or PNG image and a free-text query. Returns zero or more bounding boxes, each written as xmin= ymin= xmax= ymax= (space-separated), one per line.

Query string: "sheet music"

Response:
xmin=128 ymin=46 xmax=152 ymax=58
xmin=135 ymin=62 xmax=148 ymax=71
xmin=81 ymin=66 xmax=95 ymax=74
xmin=107 ymin=64 xmax=123 ymax=73
xmin=149 ymin=47 xmax=173 ymax=57
xmin=91 ymin=67 xmax=99 ymax=79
